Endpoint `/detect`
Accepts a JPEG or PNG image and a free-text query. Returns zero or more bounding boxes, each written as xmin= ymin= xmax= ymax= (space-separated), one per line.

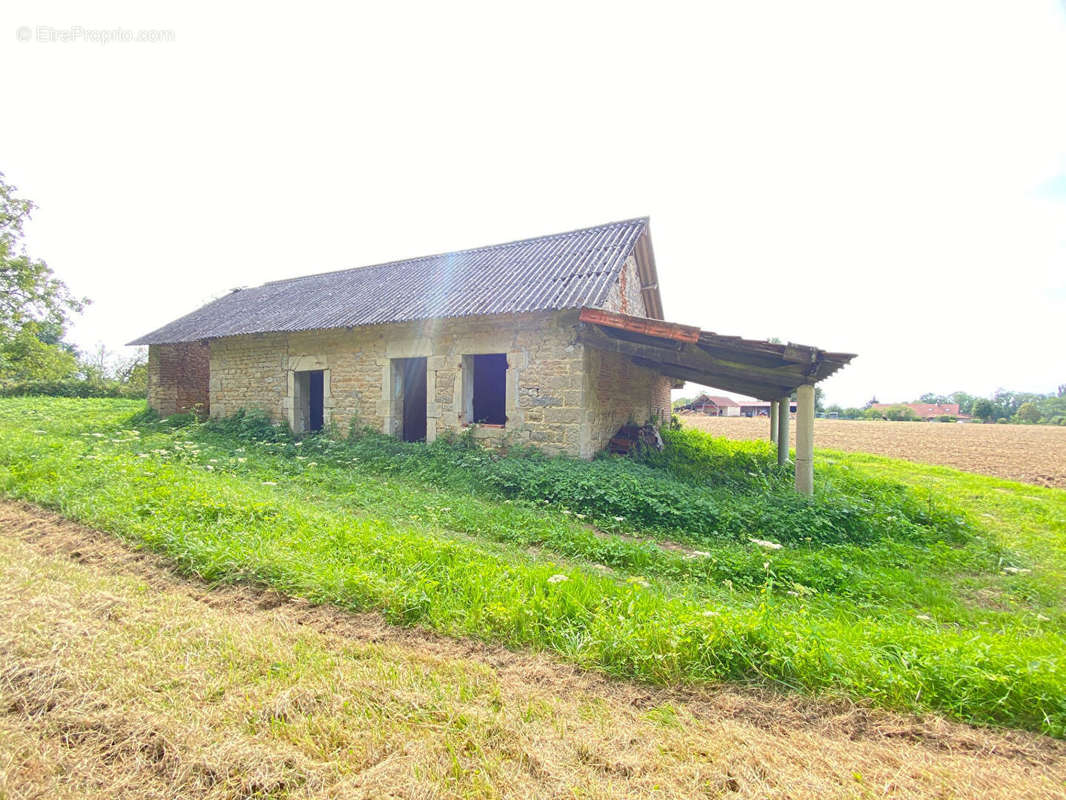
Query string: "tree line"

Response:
xmin=824 ymin=389 xmax=1066 ymax=425
xmin=0 ymin=172 xmax=146 ymax=397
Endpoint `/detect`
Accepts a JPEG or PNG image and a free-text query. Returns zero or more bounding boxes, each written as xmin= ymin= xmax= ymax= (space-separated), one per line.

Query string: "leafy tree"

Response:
xmin=1015 ymin=402 xmax=1041 ymax=424
xmin=970 ymin=398 xmax=995 ymax=422
xmin=0 ymin=172 xmax=87 ymax=382
xmin=0 ymin=322 xmax=78 ymax=381
xmin=918 ymin=392 xmax=949 ymax=404
xmin=1 ymin=173 xmax=86 ymax=336
xmin=949 ymin=391 xmax=975 ymax=412
xmin=882 ymin=404 xmax=920 ymax=421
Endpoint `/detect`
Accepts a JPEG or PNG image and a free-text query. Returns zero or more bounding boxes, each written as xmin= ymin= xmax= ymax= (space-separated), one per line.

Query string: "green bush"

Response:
xmin=883 ymin=405 xmax=921 ymax=422
xmin=0 ymin=379 xmax=144 ymax=398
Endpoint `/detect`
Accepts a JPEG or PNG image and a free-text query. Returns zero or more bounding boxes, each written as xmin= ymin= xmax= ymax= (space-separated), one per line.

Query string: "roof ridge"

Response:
xmin=261 ymin=217 xmax=649 ymax=288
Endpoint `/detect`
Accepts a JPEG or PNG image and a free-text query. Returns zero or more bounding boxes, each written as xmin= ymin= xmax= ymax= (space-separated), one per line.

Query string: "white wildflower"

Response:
xmin=575 ymin=513 xmax=587 ymax=520
xmin=561 ymin=510 xmax=571 ymax=515
xmin=702 ymin=610 xmax=719 ymax=617
xmin=749 ymin=538 xmax=783 ymax=550
xmin=916 ymin=614 xmax=932 ymax=621
xmin=613 ymin=516 xmax=625 ymax=522
xmin=786 ymin=590 xmax=800 ymax=597
xmin=547 ymin=573 xmax=568 ymax=584
xmin=237 ymin=457 xmax=247 ymax=463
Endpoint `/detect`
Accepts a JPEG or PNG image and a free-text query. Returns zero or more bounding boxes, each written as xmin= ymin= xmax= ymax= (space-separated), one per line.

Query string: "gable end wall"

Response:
xmin=146 ymin=342 xmax=211 ymax=416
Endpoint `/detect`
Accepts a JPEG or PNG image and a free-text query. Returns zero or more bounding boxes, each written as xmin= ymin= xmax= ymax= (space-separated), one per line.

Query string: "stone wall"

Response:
xmin=208 ymin=312 xmax=586 ymax=454
xmin=146 ymin=342 xmax=211 ymax=416
xmin=203 ymin=309 xmax=668 ymax=457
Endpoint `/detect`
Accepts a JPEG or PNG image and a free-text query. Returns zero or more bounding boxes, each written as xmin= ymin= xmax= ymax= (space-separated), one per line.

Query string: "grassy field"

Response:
xmin=682 ymin=414 xmax=1066 ymax=487
xmin=0 ymin=398 xmax=1064 ymax=743
xmin=4 ymin=502 xmax=1063 ymax=799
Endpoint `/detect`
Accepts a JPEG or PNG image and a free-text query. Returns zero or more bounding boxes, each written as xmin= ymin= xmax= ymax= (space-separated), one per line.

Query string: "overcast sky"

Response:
xmin=3 ymin=1 xmax=1064 ymax=407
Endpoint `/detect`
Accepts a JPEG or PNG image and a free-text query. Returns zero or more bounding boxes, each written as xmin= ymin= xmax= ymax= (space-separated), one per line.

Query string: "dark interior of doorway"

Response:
xmin=308 ymin=370 xmax=324 ymax=432
xmin=400 ymin=357 xmax=427 ymax=442
xmin=471 ymin=353 xmax=507 ymax=425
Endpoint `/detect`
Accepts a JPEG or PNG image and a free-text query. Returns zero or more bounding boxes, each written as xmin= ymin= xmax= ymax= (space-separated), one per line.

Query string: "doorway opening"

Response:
xmin=392 ymin=357 xmax=427 ymax=442
xmin=293 ymin=369 xmax=325 ymax=433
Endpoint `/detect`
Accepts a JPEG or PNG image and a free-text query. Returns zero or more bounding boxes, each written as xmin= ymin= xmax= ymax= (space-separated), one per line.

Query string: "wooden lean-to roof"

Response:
xmin=577 ymin=308 xmax=856 ymax=399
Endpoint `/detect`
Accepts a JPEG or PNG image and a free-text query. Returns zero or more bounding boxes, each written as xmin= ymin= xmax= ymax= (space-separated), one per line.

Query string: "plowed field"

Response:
xmin=680 ymin=415 xmax=1066 ymax=488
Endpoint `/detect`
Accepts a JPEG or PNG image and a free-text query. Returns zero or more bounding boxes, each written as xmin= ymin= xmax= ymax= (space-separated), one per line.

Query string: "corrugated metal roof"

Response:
xmin=130 ymin=218 xmax=650 ymax=345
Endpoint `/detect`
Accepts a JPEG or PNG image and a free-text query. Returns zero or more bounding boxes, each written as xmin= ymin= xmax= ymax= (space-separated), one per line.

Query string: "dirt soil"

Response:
xmin=2 ymin=501 xmax=1065 ymax=799
xmin=681 ymin=415 xmax=1066 ymax=488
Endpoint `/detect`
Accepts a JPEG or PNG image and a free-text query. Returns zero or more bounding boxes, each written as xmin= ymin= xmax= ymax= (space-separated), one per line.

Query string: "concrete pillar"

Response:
xmin=776 ymin=397 xmax=790 ymax=466
xmin=795 ymin=384 xmax=815 ymax=495
xmin=769 ymin=401 xmax=779 ymax=444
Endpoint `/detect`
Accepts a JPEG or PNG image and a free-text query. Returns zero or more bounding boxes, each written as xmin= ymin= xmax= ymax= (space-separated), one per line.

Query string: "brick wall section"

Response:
xmin=584 ymin=348 xmax=673 ymax=454
xmin=147 ymin=342 xmax=210 ymax=416
xmin=204 ymin=308 xmax=666 ymax=457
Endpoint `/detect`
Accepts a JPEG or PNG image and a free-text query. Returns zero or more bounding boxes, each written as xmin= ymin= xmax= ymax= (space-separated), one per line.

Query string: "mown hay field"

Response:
xmin=680 ymin=415 xmax=1066 ymax=488
xmin=3 ymin=501 xmax=1064 ymax=800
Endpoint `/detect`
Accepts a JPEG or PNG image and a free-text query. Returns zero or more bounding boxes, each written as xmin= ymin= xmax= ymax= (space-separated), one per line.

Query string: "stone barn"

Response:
xmin=131 ymin=217 xmax=854 ymax=488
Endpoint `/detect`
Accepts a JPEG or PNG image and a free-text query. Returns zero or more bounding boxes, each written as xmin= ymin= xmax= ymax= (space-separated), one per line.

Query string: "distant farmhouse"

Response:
xmin=131 ymin=218 xmax=854 ymax=490
xmin=868 ymin=402 xmax=972 ymax=421
xmin=681 ymin=394 xmax=740 ymax=416
xmin=680 ymin=395 xmax=798 ymax=418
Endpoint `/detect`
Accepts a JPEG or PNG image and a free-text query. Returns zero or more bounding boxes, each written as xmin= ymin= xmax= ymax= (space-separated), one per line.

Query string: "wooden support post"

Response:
xmin=776 ymin=397 xmax=790 ymax=466
xmin=769 ymin=401 xmax=778 ymax=444
xmin=795 ymin=384 xmax=815 ymax=495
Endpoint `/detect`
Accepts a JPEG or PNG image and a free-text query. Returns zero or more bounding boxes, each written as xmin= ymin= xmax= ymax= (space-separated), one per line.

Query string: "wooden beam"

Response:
xmin=628 ymin=358 xmax=786 ymax=401
xmin=579 ymin=308 xmax=699 ymax=343
xmin=578 ymin=324 xmax=804 ymax=392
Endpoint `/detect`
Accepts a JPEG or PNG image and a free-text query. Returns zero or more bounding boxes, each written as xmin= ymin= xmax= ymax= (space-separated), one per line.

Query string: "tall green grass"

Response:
xmin=0 ymin=397 xmax=1063 ymax=737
